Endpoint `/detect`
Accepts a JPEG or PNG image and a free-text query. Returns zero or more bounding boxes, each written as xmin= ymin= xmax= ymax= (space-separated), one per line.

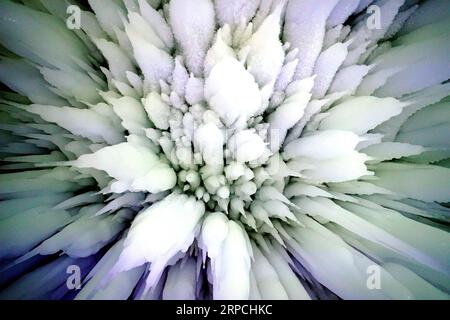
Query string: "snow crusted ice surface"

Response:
xmin=0 ymin=0 xmax=449 ymax=300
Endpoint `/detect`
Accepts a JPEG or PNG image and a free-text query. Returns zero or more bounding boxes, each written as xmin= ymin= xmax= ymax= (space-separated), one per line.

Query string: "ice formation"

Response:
xmin=0 ymin=0 xmax=449 ymax=300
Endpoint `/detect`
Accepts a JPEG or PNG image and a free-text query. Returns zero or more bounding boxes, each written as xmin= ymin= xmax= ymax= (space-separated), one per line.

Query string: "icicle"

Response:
xmin=169 ymin=0 xmax=215 ymax=77
xmin=205 ymin=58 xmax=261 ymax=128
xmin=111 ymin=194 xmax=204 ymax=295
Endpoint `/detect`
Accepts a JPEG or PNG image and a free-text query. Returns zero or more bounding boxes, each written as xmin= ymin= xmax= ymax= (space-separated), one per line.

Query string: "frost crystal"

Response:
xmin=0 ymin=0 xmax=449 ymax=300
